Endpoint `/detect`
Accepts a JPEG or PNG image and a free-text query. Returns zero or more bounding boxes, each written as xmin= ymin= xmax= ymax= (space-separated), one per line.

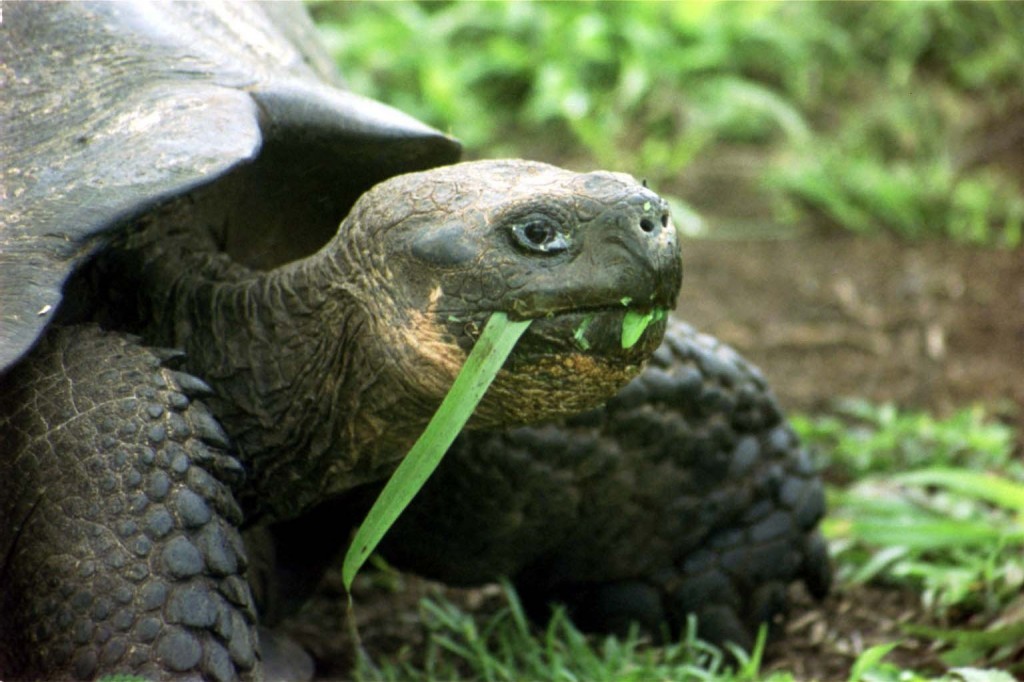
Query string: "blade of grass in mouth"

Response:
xmin=342 ymin=311 xmax=532 ymax=590
xmin=621 ymin=308 xmax=667 ymax=349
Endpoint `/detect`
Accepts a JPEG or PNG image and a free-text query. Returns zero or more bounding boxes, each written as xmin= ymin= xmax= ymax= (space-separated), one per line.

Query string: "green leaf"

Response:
xmin=342 ymin=312 xmax=531 ymax=590
xmin=846 ymin=640 xmax=900 ymax=682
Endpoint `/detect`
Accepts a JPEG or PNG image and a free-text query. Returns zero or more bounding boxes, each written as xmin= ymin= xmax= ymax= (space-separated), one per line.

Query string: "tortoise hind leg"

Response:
xmin=379 ymin=320 xmax=831 ymax=650
xmin=0 ymin=325 xmax=258 ymax=681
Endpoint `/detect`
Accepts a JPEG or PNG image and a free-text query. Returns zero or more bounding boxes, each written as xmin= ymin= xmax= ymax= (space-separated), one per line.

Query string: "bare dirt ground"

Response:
xmin=681 ymin=232 xmax=1023 ymax=424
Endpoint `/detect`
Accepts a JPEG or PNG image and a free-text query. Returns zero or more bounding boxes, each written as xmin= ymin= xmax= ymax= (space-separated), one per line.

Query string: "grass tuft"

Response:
xmin=795 ymin=402 xmax=1023 ymax=670
xmin=354 ymin=583 xmax=786 ymax=682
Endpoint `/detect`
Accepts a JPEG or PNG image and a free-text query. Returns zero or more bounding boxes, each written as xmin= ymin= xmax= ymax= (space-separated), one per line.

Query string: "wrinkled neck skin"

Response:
xmin=125 ymin=216 xmax=444 ymax=524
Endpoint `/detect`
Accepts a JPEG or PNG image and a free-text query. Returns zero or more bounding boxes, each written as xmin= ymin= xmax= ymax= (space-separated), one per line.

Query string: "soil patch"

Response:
xmin=680 ymin=232 xmax=1023 ymax=423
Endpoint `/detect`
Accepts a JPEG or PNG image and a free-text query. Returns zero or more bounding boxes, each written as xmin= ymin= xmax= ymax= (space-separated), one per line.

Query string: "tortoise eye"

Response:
xmin=511 ymin=217 xmax=569 ymax=254
xmin=523 ymin=221 xmax=554 ymax=245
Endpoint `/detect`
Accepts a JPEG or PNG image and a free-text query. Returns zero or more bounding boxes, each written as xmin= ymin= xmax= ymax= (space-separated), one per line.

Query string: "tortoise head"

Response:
xmin=330 ymin=159 xmax=683 ymax=429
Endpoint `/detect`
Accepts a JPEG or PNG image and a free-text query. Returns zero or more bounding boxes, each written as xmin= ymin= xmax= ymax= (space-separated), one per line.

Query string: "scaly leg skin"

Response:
xmin=0 ymin=326 xmax=258 ymax=681
xmin=381 ymin=318 xmax=832 ymax=649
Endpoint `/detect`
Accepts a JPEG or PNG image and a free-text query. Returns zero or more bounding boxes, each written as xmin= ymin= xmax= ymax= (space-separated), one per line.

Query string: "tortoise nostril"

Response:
xmin=639 ymin=218 xmax=655 ymax=233
xmin=661 ymin=213 xmax=669 ymax=228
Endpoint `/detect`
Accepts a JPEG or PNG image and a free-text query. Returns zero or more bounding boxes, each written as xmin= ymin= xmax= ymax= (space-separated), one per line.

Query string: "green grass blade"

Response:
xmin=902 ymin=620 xmax=1024 ymax=650
xmin=621 ymin=309 xmax=652 ymax=349
xmin=342 ymin=312 xmax=531 ymax=590
xmin=621 ymin=308 xmax=666 ymax=349
xmin=846 ymin=640 xmax=900 ymax=682
xmin=849 ymin=517 xmax=1023 ymax=549
xmin=892 ymin=468 xmax=1024 ymax=514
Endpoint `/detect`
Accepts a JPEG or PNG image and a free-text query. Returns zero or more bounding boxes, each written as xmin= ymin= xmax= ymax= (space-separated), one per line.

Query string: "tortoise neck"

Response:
xmin=157 ymin=243 xmax=420 ymax=521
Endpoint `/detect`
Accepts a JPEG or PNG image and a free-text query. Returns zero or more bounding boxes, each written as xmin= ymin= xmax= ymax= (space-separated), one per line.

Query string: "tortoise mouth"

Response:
xmin=519 ymin=306 xmax=668 ymax=358
xmin=447 ymin=304 xmax=670 ymax=368
xmin=454 ymin=305 xmax=669 ymax=429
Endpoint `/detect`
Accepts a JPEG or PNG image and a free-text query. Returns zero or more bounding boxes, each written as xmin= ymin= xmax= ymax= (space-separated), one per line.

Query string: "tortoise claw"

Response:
xmin=169 ymin=370 xmax=215 ymax=397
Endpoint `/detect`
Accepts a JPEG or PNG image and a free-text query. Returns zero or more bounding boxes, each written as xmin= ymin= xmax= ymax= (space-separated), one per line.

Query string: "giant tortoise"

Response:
xmin=0 ymin=2 xmax=830 ymax=680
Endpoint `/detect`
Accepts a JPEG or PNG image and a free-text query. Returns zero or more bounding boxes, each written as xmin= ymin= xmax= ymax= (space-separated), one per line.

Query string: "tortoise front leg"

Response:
xmin=0 ymin=326 xmax=258 ymax=681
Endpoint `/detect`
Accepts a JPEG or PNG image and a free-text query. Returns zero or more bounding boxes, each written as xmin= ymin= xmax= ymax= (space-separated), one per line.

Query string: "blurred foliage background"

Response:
xmin=311 ymin=0 xmax=1024 ymax=247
